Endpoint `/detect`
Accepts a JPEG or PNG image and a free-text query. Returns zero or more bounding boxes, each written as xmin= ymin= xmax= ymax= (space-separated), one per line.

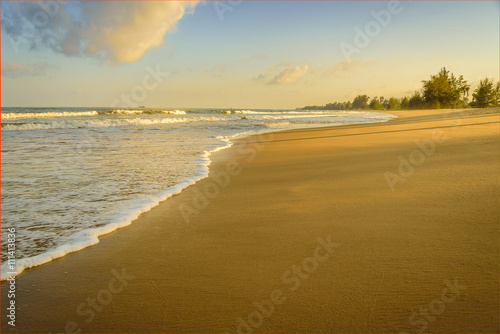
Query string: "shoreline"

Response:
xmin=1 ymin=108 xmax=498 ymax=333
xmin=1 ymin=113 xmax=393 ymax=281
xmin=0 ymin=134 xmax=231 ymax=281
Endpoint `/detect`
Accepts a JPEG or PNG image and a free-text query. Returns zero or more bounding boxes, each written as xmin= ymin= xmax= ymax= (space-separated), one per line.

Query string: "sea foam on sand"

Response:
xmin=0 ymin=137 xmax=233 ymax=281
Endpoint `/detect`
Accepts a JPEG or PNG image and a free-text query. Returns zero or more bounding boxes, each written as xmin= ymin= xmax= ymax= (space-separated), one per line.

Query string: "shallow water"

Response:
xmin=1 ymin=107 xmax=394 ymax=278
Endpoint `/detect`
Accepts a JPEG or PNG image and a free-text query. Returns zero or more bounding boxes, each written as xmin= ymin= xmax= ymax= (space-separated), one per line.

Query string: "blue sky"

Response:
xmin=1 ymin=1 xmax=499 ymax=108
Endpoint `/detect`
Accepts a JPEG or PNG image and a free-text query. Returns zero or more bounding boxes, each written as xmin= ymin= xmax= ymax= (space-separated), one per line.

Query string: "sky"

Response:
xmin=1 ymin=0 xmax=499 ymax=109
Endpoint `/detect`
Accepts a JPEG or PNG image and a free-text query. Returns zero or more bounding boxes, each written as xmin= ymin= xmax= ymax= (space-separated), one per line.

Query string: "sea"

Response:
xmin=0 ymin=107 xmax=394 ymax=279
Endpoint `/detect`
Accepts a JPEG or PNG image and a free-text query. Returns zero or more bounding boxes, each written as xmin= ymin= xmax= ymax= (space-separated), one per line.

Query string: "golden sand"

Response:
xmin=2 ymin=108 xmax=498 ymax=333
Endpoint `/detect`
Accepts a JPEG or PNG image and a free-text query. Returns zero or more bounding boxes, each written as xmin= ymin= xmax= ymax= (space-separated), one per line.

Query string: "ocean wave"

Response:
xmin=258 ymin=114 xmax=331 ymax=120
xmin=1 ymin=111 xmax=99 ymax=120
xmin=232 ymin=110 xmax=262 ymax=114
xmin=263 ymin=121 xmax=291 ymax=127
xmin=162 ymin=110 xmax=187 ymax=115
xmin=1 ymin=116 xmax=228 ymax=131
xmin=213 ymin=110 xmax=262 ymax=115
xmin=1 ymin=109 xmax=188 ymax=120
xmin=239 ymin=110 xmax=327 ymax=115
xmin=1 ymin=117 xmax=192 ymax=131
xmin=98 ymin=109 xmax=147 ymax=115
xmin=0 ymin=135 xmax=236 ymax=281
xmin=214 ymin=110 xmax=323 ymax=115
xmin=98 ymin=109 xmax=187 ymax=115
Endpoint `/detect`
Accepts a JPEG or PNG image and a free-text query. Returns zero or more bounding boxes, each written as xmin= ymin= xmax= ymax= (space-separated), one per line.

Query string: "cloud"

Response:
xmin=1 ymin=1 xmax=198 ymax=64
xmin=269 ymin=65 xmax=309 ymax=85
xmin=1 ymin=62 xmax=53 ymax=78
xmin=324 ymin=59 xmax=377 ymax=77
xmin=255 ymin=66 xmax=278 ymax=81
xmin=255 ymin=62 xmax=309 ymax=85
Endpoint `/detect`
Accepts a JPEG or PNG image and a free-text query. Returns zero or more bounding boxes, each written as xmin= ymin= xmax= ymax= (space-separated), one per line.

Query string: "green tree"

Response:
xmin=401 ymin=97 xmax=410 ymax=110
xmin=421 ymin=67 xmax=470 ymax=108
xmin=496 ymin=82 xmax=499 ymax=106
xmin=352 ymin=95 xmax=370 ymax=110
xmin=471 ymin=78 xmax=500 ymax=108
xmin=409 ymin=91 xmax=424 ymax=109
xmin=369 ymin=97 xmax=383 ymax=110
xmin=386 ymin=97 xmax=400 ymax=110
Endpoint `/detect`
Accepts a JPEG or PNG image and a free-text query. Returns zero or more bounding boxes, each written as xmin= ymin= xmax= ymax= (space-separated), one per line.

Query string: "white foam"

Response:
xmin=1 ymin=117 xmax=223 ymax=131
xmin=162 ymin=110 xmax=187 ymax=115
xmin=105 ymin=109 xmax=146 ymax=115
xmin=1 ymin=109 xmax=191 ymax=120
xmin=103 ymin=109 xmax=187 ymax=115
xmin=264 ymin=121 xmax=291 ymax=127
xmin=232 ymin=110 xmax=261 ymax=114
xmin=1 ymin=111 xmax=99 ymax=120
xmin=216 ymin=110 xmax=267 ymax=115
xmin=0 ymin=135 xmax=235 ymax=281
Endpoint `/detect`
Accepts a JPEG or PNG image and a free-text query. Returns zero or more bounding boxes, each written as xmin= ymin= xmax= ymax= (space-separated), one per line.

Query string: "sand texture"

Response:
xmin=1 ymin=108 xmax=499 ymax=333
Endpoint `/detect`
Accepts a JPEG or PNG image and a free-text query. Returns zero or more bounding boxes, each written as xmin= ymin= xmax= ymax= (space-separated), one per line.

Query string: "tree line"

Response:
xmin=302 ymin=68 xmax=500 ymax=111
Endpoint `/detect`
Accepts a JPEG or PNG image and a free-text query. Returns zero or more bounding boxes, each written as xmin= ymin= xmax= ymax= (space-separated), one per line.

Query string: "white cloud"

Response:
xmin=269 ymin=65 xmax=309 ymax=85
xmin=1 ymin=1 xmax=198 ymax=64
xmin=255 ymin=62 xmax=308 ymax=85
xmin=1 ymin=62 xmax=53 ymax=78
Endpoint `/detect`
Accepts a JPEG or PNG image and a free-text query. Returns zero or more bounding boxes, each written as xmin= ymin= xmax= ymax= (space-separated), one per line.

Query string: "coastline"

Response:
xmin=1 ymin=108 xmax=498 ymax=333
xmin=0 ymin=114 xmax=392 ymax=281
xmin=0 ymin=134 xmax=234 ymax=281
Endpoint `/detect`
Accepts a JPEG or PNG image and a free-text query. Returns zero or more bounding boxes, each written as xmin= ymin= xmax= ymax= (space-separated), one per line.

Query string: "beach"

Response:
xmin=1 ymin=107 xmax=498 ymax=333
